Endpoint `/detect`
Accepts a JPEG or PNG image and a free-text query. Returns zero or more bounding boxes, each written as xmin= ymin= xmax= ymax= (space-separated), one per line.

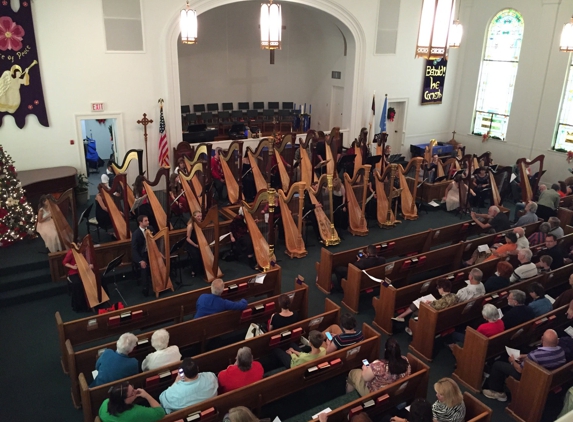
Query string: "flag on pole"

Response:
xmin=368 ymin=92 xmax=375 ymax=144
xmin=380 ymin=95 xmax=388 ymax=133
xmin=158 ymin=101 xmax=169 ymax=167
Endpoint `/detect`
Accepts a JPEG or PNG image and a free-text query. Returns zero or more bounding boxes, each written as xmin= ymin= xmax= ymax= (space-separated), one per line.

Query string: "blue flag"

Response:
xmin=380 ymin=96 xmax=388 ymax=133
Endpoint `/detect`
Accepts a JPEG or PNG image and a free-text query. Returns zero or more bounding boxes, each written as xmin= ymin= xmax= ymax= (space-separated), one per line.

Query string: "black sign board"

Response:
xmin=421 ymin=58 xmax=447 ymax=105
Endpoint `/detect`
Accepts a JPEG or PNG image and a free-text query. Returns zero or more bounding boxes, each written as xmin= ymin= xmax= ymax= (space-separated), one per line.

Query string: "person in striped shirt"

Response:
xmin=432 ymin=378 xmax=466 ymax=422
xmin=483 ymin=329 xmax=566 ymax=402
xmin=509 ymin=249 xmax=537 ymax=283
xmin=324 ymin=313 xmax=364 ymax=353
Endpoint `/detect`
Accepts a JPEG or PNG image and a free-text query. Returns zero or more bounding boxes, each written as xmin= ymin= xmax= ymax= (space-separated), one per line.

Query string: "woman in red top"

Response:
xmin=63 ymin=247 xmax=89 ymax=312
xmin=448 ymin=303 xmax=504 ymax=349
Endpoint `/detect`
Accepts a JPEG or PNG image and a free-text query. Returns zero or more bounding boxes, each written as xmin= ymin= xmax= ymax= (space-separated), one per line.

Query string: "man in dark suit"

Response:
xmin=132 ymin=214 xmax=154 ymax=296
xmin=332 ymin=244 xmax=386 ymax=293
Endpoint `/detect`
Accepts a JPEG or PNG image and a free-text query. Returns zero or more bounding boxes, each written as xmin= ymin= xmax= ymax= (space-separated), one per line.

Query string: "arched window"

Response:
xmin=554 ymin=57 xmax=573 ymax=152
xmin=473 ymin=9 xmax=524 ymax=140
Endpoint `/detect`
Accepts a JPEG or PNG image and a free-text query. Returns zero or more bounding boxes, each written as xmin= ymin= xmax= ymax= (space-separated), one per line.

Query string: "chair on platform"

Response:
xmin=218 ymin=111 xmax=232 ymax=136
xmin=222 ymin=102 xmax=234 ymax=111
xmin=193 ymin=104 xmax=206 ymax=113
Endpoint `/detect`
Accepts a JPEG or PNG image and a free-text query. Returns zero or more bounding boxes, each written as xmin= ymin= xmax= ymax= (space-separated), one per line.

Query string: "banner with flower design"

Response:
xmin=0 ymin=1 xmax=48 ymax=128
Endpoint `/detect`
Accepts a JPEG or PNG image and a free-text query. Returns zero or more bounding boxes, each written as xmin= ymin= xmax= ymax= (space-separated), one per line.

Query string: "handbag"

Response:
xmin=245 ymin=322 xmax=265 ymax=339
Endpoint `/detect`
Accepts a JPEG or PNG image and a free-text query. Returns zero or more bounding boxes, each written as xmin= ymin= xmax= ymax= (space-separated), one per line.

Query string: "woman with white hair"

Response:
xmin=141 ymin=329 xmax=182 ymax=372
xmin=91 ymin=333 xmax=139 ymax=387
xmin=448 ymin=304 xmax=504 ymax=349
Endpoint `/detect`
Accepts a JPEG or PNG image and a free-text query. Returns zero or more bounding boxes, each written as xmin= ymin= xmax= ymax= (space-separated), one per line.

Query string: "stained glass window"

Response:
xmin=554 ymin=56 xmax=573 ymax=152
xmin=473 ymin=9 xmax=524 ymax=140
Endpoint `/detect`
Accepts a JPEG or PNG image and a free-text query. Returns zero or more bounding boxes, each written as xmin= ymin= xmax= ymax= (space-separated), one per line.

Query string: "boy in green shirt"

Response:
xmin=285 ymin=330 xmax=326 ymax=367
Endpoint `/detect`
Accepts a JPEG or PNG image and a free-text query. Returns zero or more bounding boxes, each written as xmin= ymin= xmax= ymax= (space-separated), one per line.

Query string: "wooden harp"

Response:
xmin=98 ymin=173 xmax=130 ymax=240
xmin=423 ymin=139 xmax=438 ymax=164
xmin=145 ymin=227 xmax=174 ymax=297
xmin=475 ymin=151 xmax=492 ymax=169
xmin=241 ymin=189 xmax=277 ymax=271
xmin=71 ymin=235 xmax=109 ymax=307
xmin=325 ymin=127 xmax=341 ymax=176
xmin=219 ymin=141 xmax=244 ymax=204
xmin=194 ymin=206 xmax=223 ymax=282
xmin=278 ymin=182 xmax=306 ymax=258
xmin=343 ymin=165 xmax=371 ymax=236
xmin=373 ymin=165 xmax=399 ymax=228
xmin=45 ymin=189 xmax=75 ymax=249
xmin=489 ymin=166 xmax=511 ymax=213
xmin=185 ymin=143 xmax=212 ymax=212
xmin=517 ymin=155 xmax=545 ymax=203
xmin=111 ymin=149 xmax=144 ymax=210
xmin=180 ymin=161 xmax=206 ymax=214
xmin=247 ymin=140 xmax=271 ymax=193
xmin=374 ymin=132 xmax=388 ymax=173
xmin=443 ymin=157 xmax=462 ymax=179
xmin=275 ymin=133 xmax=296 ymax=182
xmin=397 ymin=157 xmax=423 ymax=220
xmin=142 ymin=168 xmax=171 ymax=231
xmin=299 ymin=134 xmax=314 ymax=187
xmin=307 ymin=174 xmax=340 ymax=246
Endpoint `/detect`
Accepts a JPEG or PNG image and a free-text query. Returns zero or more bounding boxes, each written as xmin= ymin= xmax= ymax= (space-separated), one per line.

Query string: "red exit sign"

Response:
xmin=91 ymin=102 xmax=104 ymax=112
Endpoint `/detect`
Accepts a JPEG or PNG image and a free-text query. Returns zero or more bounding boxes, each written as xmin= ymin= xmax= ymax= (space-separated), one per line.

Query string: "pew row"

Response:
xmin=452 ymin=303 xmax=570 ymax=393
xmin=69 ymin=278 xmax=304 ymax=408
xmin=56 ymin=266 xmax=282 ymax=375
xmin=372 ymin=259 xmax=501 ymax=335
xmin=506 ymin=357 xmax=573 ymax=422
xmin=85 ymin=322 xmax=380 ymax=422
xmin=306 ymin=353 xmax=429 ymax=422
xmin=409 ymin=263 xmax=573 ymax=361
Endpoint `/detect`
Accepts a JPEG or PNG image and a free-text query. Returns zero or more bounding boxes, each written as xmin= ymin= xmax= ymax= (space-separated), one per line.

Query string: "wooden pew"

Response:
xmin=84 ymin=299 xmax=340 ymax=422
xmin=452 ymin=303 xmax=570 ymax=393
xmin=341 ymin=243 xmax=465 ymax=314
xmin=56 ymin=266 xmax=282 ymax=375
xmin=69 ymin=277 xmax=302 ymax=408
xmin=85 ymin=323 xmax=380 ymax=422
xmin=306 ymin=353 xmax=429 ymax=422
xmin=48 ymin=221 xmax=232 ymax=282
xmin=372 ymin=259 xmax=500 ymax=335
xmin=408 ymin=263 xmax=573 ymax=361
xmin=463 ymin=393 xmax=493 ymax=422
xmin=557 ymin=195 xmax=573 ymax=228
xmin=506 ymin=358 xmax=573 ymax=422
xmin=315 ymin=220 xmax=487 ymax=294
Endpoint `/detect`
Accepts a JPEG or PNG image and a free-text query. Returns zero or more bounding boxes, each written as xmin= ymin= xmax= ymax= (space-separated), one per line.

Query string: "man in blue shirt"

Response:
xmin=194 ymin=278 xmax=248 ymax=318
xmin=91 ymin=333 xmax=139 ymax=387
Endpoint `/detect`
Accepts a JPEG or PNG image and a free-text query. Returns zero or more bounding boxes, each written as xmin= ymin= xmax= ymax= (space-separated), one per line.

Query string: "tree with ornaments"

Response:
xmin=0 ymin=145 xmax=37 ymax=247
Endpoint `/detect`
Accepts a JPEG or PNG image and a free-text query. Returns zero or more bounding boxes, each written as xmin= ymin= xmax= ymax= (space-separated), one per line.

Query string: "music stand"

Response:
xmin=103 ymin=253 xmax=127 ymax=306
xmin=337 ymin=154 xmax=356 ymax=175
xmin=364 ymin=155 xmax=382 ymax=167
xmin=170 ymin=237 xmax=188 ymax=290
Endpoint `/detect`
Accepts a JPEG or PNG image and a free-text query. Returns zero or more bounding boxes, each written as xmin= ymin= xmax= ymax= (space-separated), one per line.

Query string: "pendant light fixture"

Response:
xmin=560 ymin=16 xmax=573 ymax=52
xmin=180 ymin=1 xmax=198 ymax=45
xmin=416 ymin=0 xmax=457 ymax=59
xmin=260 ymin=0 xmax=282 ymax=64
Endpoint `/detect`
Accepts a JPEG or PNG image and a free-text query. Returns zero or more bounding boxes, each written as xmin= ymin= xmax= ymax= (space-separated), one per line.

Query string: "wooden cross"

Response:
xmin=137 ymin=113 xmax=154 ymax=175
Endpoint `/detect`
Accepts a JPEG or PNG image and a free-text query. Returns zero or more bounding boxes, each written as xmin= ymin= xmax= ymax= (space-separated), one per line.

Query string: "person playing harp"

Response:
xmin=36 ymin=194 xmax=74 ymax=252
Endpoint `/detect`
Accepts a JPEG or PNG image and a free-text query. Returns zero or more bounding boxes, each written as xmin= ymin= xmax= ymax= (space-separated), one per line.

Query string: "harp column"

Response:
xmin=267 ymin=188 xmax=277 ymax=269
xmin=326 ymin=174 xmax=340 ymax=246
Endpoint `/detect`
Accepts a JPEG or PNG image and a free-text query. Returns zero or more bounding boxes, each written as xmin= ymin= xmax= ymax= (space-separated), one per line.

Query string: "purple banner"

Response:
xmin=0 ymin=0 xmax=48 ymax=128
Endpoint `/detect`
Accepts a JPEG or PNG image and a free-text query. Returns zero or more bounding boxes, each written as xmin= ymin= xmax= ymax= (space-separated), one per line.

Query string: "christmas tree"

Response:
xmin=0 ymin=145 xmax=37 ymax=247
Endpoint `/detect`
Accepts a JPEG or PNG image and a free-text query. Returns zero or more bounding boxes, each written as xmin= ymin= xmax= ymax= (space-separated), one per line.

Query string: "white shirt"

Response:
xmin=141 ymin=345 xmax=182 ymax=372
xmin=456 ymin=282 xmax=485 ymax=302
xmin=510 ymin=262 xmax=538 ymax=283
xmin=516 ymin=236 xmax=529 ymax=250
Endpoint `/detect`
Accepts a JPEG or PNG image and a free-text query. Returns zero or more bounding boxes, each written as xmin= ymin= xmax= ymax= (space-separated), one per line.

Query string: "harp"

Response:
xmin=307 ymin=174 xmax=340 ymax=246
xmin=142 ymin=168 xmax=171 ymax=231
xmin=343 ymin=165 xmax=371 ymax=236
xmin=272 ymin=145 xmax=291 ymax=192
xmin=71 ymin=235 xmax=109 ymax=307
xmin=325 ymin=127 xmax=341 ymax=176
xmin=247 ymin=139 xmax=272 ymax=193
xmin=475 ymin=151 xmax=492 ymax=169
xmin=373 ymin=165 xmax=402 ymax=228
xmin=194 ymin=206 xmax=223 ymax=282
xmin=111 ymin=149 xmax=144 ymax=210
xmin=423 ymin=139 xmax=438 ymax=163
xmin=489 ymin=166 xmax=512 ymax=213
xmin=145 ymin=227 xmax=174 ymax=297
xmin=375 ymin=132 xmax=388 ymax=173
xmin=98 ymin=174 xmax=130 ymax=240
xmin=219 ymin=141 xmax=244 ymax=204
xmin=353 ymin=140 xmax=364 ymax=177
xmin=397 ymin=157 xmax=423 ymax=220
xmin=299 ymin=133 xmax=314 ymax=186
xmin=517 ymin=155 xmax=545 ymax=203
xmin=278 ymin=182 xmax=306 ymax=258
xmin=180 ymin=161 xmax=206 ymax=215
xmin=45 ymin=189 xmax=75 ymax=249
xmin=241 ymin=189 xmax=277 ymax=271
xmin=443 ymin=157 xmax=462 ymax=179
xmin=183 ymin=144 xmax=212 ymax=212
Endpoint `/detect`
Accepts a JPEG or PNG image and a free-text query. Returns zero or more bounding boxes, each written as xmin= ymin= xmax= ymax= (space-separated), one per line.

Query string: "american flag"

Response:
xmin=158 ymin=103 xmax=169 ymax=167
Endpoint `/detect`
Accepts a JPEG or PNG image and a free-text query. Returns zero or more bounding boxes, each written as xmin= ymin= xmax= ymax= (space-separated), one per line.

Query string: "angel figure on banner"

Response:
xmin=0 ymin=60 xmax=37 ymax=113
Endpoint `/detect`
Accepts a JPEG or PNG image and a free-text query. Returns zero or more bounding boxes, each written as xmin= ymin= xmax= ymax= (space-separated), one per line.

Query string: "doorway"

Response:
xmin=386 ymin=100 xmax=407 ymax=154
xmin=330 ymin=86 xmax=344 ymax=129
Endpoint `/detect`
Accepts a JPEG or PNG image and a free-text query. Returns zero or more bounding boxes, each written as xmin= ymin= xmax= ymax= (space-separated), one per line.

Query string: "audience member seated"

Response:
xmin=159 ymin=358 xmax=218 ymax=414
xmin=324 ymin=313 xmax=364 ymax=353
xmin=470 ymin=206 xmax=511 ymax=234
xmin=390 ymin=398 xmax=434 ymax=422
xmin=447 ymin=303 xmax=504 ymax=350
xmin=536 ymin=255 xmax=553 ymax=274
xmin=99 ymin=381 xmax=164 ymax=422
xmin=268 ymin=294 xmax=297 ymax=330
xmin=553 ymin=274 xmax=573 ymax=309
xmin=548 ymin=216 xmax=565 ymax=239
xmin=346 ymin=338 xmax=411 ymax=397
xmin=513 ymin=201 xmax=538 ymax=227
xmin=510 ymin=249 xmax=537 ymax=283
xmin=217 ymin=347 xmax=263 ymax=393
xmin=527 ymin=282 xmax=553 ymax=317
xmin=464 ymin=232 xmax=517 ymax=266
xmin=274 ymin=330 xmax=326 ymax=369
xmin=332 ymin=245 xmax=386 ymax=292
xmin=536 ymin=184 xmax=560 ymax=221
xmin=541 ymin=233 xmax=564 ymax=270
xmin=91 ymin=333 xmax=139 ymax=387
xmin=456 ymin=268 xmax=485 ymax=302
xmin=224 ymin=406 xmax=271 ymax=422
xmin=141 ymin=329 xmax=182 ymax=372
xmin=502 ymin=289 xmax=536 ymax=329
xmin=194 ymin=278 xmax=248 ymax=319
xmin=514 ymin=227 xmax=529 ymax=250
xmin=391 ymin=279 xmax=458 ymax=332
xmin=484 ymin=261 xmax=513 ymax=293
xmin=528 ymin=221 xmax=550 ymax=246
xmin=431 ymin=378 xmax=466 ymax=422
xmin=482 ymin=329 xmax=566 ymax=402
